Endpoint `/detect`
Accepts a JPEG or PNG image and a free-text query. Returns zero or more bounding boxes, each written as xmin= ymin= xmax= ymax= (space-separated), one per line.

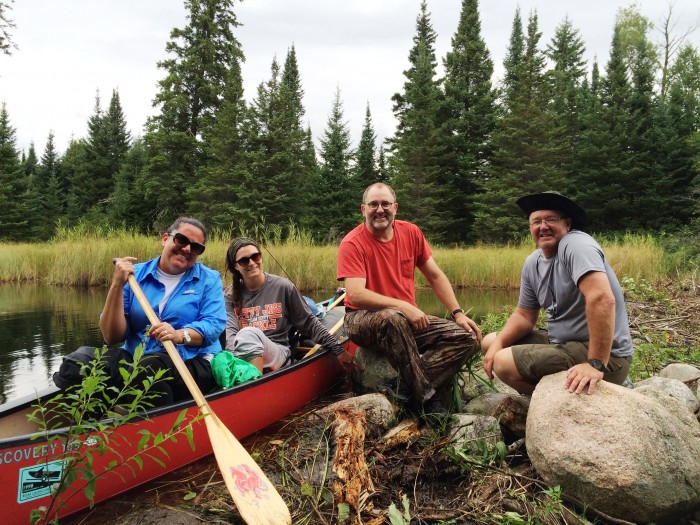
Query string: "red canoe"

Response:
xmin=0 ymin=307 xmax=354 ymax=525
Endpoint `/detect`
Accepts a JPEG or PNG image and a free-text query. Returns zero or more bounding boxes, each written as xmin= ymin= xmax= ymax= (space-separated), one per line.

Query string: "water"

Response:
xmin=0 ymin=283 xmax=518 ymax=404
xmin=0 ymin=283 xmax=105 ymax=404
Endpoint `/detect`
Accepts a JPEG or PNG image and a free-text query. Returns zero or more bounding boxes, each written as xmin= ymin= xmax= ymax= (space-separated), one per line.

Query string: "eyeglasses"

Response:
xmin=365 ymin=201 xmax=395 ymax=211
xmin=529 ymin=217 xmax=567 ymax=227
xmin=168 ymin=232 xmax=206 ymax=255
xmin=235 ymin=252 xmax=262 ymax=266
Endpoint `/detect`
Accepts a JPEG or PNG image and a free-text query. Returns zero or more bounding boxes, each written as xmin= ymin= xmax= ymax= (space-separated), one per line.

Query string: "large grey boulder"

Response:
xmin=526 ymin=371 xmax=700 ymax=524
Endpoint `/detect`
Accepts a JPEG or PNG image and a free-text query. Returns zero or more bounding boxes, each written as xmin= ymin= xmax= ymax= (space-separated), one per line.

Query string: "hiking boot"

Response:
xmin=420 ymin=396 xmax=452 ymax=429
xmin=377 ymin=378 xmax=411 ymax=404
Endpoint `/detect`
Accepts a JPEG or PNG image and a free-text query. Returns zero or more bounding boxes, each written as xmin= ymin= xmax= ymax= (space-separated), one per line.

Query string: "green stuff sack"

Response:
xmin=211 ymin=351 xmax=262 ymax=389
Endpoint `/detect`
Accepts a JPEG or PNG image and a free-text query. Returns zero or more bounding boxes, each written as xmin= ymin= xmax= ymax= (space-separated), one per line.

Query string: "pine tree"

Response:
xmin=187 ymin=58 xmax=251 ymax=230
xmin=31 ymin=132 xmax=63 ymax=239
xmin=474 ymin=11 xmax=566 ymax=241
xmin=545 ymin=17 xmax=587 ymax=189
xmin=353 ymin=103 xmax=379 ymax=192
xmin=502 ymin=7 xmax=525 ymax=108
xmin=22 ymin=142 xmax=40 ymax=239
xmin=656 ymin=44 xmax=700 ymax=226
xmin=388 ymin=1 xmax=449 ymax=242
xmin=144 ymin=0 xmax=243 ymax=228
xmin=243 ymin=49 xmax=312 ymax=231
xmin=62 ymin=138 xmax=91 ymax=224
xmin=377 ymin=144 xmax=390 ymax=183
xmin=572 ymin=60 xmax=618 ymax=229
xmin=0 ymin=103 xmax=30 ymax=239
xmin=313 ymin=88 xmax=356 ymax=242
xmin=442 ymin=0 xmax=498 ymax=242
xmin=109 ymin=139 xmax=152 ymax=231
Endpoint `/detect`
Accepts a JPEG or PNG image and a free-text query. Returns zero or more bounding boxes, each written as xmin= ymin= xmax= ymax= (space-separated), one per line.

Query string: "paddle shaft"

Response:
xmin=124 ymin=273 xmax=291 ymax=524
xmin=326 ymin=291 xmax=346 ymax=311
xmin=304 ymin=316 xmax=345 ymax=358
xmin=126 ymin=275 xmax=209 ymax=411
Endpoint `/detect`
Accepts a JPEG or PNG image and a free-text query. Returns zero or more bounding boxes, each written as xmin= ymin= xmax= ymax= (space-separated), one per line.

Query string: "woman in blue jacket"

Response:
xmin=99 ymin=217 xmax=226 ymax=406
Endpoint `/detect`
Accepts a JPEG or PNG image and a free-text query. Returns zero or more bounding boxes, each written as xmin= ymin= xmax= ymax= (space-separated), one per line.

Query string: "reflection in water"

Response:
xmin=1 ymin=284 xmax=518 ymax=404
xmin=0 ymin=283 xmax=105 ymax=403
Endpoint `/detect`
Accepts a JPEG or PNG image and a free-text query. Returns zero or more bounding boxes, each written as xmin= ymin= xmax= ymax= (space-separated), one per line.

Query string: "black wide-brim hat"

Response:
xmin=516 ymin=191 xmax=586 ymax=230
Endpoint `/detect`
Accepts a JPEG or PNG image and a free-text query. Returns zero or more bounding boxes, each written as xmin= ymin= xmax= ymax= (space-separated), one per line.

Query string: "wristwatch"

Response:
xmin=587 ymin=359 xmax=607 ymax=372
xmin=451 ymin=308 xmax=465 ymax=319
xmin=181 ymin=329 xmax=192 ymax=345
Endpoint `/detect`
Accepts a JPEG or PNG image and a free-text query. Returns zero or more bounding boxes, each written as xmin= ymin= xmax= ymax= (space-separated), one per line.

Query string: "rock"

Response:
xmin=315 ymin=393 xmax=395 ymax=436
xmin=465 ymin=393 xmax=530 ymax=442
xmin=351 ymin=346 xmax=398 ymax=393
xmin=634 ymin=376 xmax=700 ymax=414
xmin=527 ymin=371 xmax=700 ymax=524
xmin=447 ymin=414 xmax=502 ymax=453
xmin=659 ymin=363 xmax=700 ymax=397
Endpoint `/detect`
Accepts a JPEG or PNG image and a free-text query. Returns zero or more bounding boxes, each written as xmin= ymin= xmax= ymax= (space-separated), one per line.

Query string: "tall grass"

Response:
xmin=0 ymin=228 xmax=672 ymax=290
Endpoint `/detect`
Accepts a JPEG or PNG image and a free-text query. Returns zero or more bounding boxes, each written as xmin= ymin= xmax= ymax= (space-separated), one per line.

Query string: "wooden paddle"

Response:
xmin=126 ymin=273 xmax=291 ymax=525
xmin=303 ymin=291 xmax=347 ymax=358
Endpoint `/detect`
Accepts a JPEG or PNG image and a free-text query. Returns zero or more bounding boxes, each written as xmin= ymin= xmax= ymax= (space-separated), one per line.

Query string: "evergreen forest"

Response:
xmin=0 ymin=0 xmax=699 ymax=245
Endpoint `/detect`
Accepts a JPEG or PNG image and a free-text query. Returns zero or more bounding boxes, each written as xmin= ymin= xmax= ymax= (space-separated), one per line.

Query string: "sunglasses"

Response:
xmin=168 ymin=232 xmax=206 ymax=255
xmin=235 ymin=252 xmax=262 ymax=266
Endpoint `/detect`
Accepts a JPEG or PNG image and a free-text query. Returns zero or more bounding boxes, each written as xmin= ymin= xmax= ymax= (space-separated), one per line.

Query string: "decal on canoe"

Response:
xmin=17 ymin=460 xmax=65 ymax=504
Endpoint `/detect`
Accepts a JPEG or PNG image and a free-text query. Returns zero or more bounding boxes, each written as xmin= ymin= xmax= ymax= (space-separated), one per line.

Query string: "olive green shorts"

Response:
xmin=511 ymin=330 xmax=631 ymax=385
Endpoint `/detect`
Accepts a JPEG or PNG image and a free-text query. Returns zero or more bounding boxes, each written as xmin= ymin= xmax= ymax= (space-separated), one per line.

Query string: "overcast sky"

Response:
xmin=1 ymin=0 xmax=699 ymax=156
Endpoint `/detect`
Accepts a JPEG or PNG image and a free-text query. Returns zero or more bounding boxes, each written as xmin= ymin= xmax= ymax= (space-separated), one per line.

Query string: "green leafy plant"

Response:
xmin=27 ymin=346 xmax=203 ymax=524
xmin=620 ymin=276 xmax=668 ymax=302
xmin=445 ymin=435 xmax=507 ymax=473
xmin=387 ymin=493 xmax=411 ymax=525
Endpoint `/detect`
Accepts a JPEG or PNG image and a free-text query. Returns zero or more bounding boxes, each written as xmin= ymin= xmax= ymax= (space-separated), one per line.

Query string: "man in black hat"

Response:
xmin=481 ymin=191 xmax=633 ymax=395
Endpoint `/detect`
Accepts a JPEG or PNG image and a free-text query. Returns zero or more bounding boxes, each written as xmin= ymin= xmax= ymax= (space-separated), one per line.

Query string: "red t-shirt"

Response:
xmin=337 ymin=220 xmax=432 ymax=309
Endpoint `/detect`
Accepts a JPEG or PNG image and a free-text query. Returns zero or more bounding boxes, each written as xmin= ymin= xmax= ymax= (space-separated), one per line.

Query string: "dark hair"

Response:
xmin=225 ymin=237 xmax=260 ymax=315
xmin=165 ymin=217 xmax=208 ymax=242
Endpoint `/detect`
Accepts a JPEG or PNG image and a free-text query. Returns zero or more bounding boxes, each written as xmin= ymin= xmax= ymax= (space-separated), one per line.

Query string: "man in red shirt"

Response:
xmin=337 ymin=183 xmax=481 ymax=426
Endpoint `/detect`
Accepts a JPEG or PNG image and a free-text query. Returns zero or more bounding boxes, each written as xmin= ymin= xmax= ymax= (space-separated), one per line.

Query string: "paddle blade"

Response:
xmin=205 ymin=413 xmax=291 ymax=525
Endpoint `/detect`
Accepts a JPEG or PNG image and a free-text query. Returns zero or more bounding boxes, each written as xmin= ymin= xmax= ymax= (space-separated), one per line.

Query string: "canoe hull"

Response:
xmin=0 ymin=338 xmax=354 ymax=525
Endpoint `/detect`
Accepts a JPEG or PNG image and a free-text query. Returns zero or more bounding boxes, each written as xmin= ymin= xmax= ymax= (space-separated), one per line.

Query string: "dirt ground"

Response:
xmin=62 ymin=288 xmax=700 ymax=525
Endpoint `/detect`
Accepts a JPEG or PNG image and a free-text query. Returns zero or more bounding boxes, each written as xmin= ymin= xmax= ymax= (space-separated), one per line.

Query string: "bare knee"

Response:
xmin=481 ymin=332 xmax=498 ymax=354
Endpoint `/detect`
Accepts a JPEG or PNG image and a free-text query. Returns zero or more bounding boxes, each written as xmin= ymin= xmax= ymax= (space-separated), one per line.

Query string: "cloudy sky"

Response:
xmin=1 ymin=0 xmax=699 ymax=155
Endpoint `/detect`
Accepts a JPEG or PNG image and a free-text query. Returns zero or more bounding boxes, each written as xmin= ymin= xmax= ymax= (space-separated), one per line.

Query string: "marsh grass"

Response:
xmin=0 ymin=228 xmax=672 ymax=289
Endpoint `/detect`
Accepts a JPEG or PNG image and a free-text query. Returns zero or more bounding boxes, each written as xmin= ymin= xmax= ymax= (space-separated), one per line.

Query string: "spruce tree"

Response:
xmin=442 ymin=0 xmax=497 ymax=242
xmin=502 ymin=7 xmax=525 ymax=108
xmin=144 ymin=0 xmax=243 ymax=227
xmin=0 ymin=103 xmax=29 ymax=239
xmin=33 ymin=133 xmax=63 ymax=239
xmin=110 ymin=139 xmax=152 ymax=231
xmin=656 ymin=44 xmax=700 ymax=226
xmin=545 ymin=17 xmax=587 ymax=190
xmin=187 ymin=58 xmax=251 ymax=230
xmin=474 ymin=11 xmax=566 ymax=241
xmin=353 ymin=103 xmax=379 ymax=192
xmin=388 ymin=1 xmax=449 ymax=242
xmin=62 ymin=138 xmax=91 ymax=224
xmin=243 ymin=50 xmax=312 ymax=232
xmin=313 ymin=88 xmax=356 ymax=242
xmin=22 ymin=143 xmax=40 ymax=239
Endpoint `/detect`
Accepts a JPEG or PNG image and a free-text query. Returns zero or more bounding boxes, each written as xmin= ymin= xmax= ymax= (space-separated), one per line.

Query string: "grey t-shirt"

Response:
xmin=224 ymin=273 xmax=341 ymax=351
xmin=518 ymin=230 xmax=633 ymax=357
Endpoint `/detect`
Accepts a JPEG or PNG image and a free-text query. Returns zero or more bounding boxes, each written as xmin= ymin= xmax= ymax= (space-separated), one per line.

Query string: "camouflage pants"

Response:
xmin=344 ymin=308 xmax=478 ymax=402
